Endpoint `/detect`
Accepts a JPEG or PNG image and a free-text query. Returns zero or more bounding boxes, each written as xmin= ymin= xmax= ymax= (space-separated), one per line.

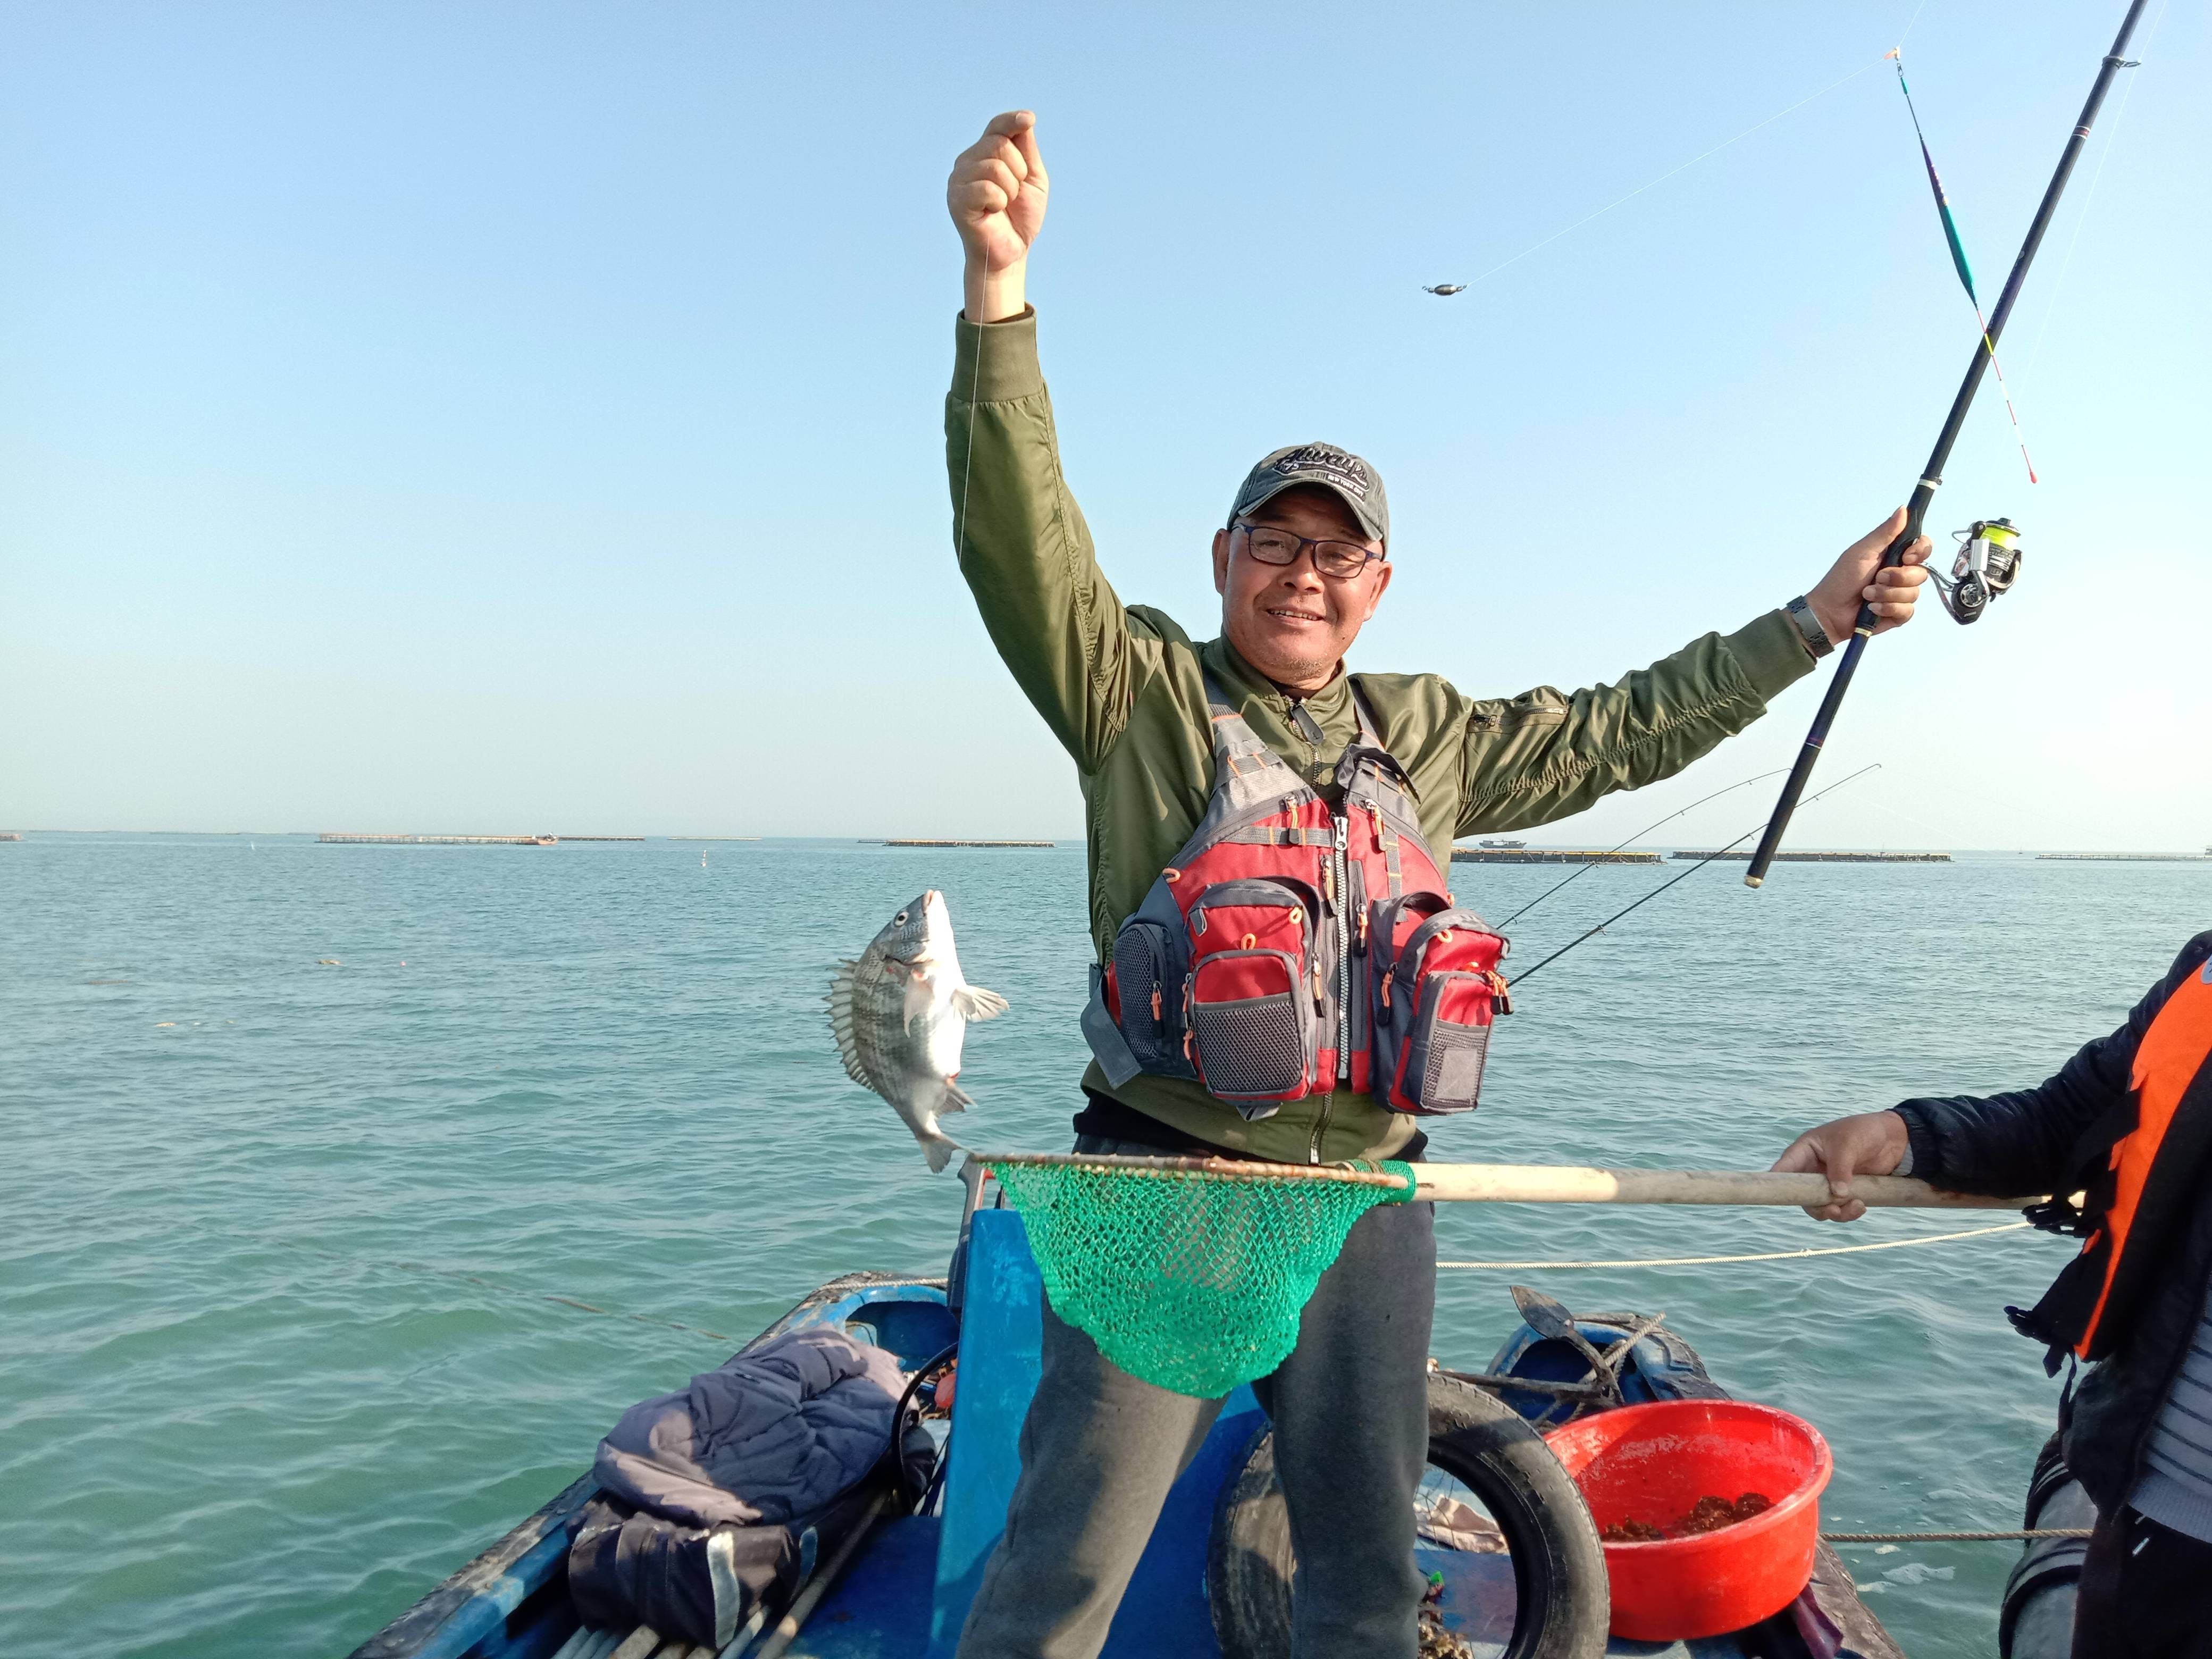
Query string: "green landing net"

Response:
xmin=986 ymin=1154 xmax=1419 ymax=1398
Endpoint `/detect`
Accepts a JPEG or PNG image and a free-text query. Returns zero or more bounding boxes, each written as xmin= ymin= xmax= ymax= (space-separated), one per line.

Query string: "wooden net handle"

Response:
xmin=968 ymin=1152 xmax=2039 ymax=1210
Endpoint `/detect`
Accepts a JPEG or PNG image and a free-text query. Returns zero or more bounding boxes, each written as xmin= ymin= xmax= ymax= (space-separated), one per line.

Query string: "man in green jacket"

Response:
xmin=944 ymin=110 xmax=1930 ymax=1659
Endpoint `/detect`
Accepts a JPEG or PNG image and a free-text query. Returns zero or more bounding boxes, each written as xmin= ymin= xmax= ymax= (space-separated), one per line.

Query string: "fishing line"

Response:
xmin=1437 ymin=1218 xmax=2028 ymax=1271
xmin=1493 ymin=767 xmax=1788 ymax=929
xmin=954 ymin=234 xmax=991 ymax=574
xmin=2017 ymin=0 xmax=2172 ymax=400
xmin=1507 ymin=763 xmax=1881 ymax=988
xmin=1895 ymin=0 xmax=1932 ymax=53
xmin=1459 ymin=55 xmax=1889 ymax=290
xmin=1888 ymin=48 xmax=2038 ymax=482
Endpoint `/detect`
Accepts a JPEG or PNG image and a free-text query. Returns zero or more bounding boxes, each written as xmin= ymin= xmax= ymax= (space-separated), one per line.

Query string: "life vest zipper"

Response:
xmin=1334 ymin=811 xmax=1351 ymax=1082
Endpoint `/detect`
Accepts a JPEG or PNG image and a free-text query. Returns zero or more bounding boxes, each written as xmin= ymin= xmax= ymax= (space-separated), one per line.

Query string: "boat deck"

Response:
xmin=354 ymin=1217 xmax=1900 ymax=1659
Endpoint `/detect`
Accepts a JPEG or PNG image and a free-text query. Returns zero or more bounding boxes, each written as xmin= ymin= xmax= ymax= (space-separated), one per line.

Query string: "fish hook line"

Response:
xmin=1895 ymin=0 xmax=1932 ymax=53
xmin=1506 ymin=763 xmax=1881 ymax=988
xmin=954 ymin=226 xmax=992 ymax=589
xmin=1887 ymin=48 xmax=2038 ymax=483
xmin=1457 ymin=54 xmax=1888 ymax=292
xmin=2017 ymin=0 xmax=2173 ymax=400
xmin=1493 ymin=767 xmax=1790 ymax=929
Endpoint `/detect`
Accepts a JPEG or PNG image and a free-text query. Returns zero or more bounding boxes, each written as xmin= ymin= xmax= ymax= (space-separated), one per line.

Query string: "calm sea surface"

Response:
xmin=4 ymin=834 xmax=2206 ymax=1657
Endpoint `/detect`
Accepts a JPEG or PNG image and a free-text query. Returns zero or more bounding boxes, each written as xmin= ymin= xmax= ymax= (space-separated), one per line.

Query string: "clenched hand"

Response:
xmin=949 ymin=111 xmax=1048 ymax=323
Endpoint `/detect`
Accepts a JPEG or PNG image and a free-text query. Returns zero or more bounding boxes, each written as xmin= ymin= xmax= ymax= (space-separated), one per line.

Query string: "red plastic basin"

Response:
xmin=1544 ymin=1400 xmax=1832 ymax=1640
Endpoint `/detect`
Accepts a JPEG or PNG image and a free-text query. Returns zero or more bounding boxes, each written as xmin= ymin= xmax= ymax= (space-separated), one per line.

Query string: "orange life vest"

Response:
xmin=2012 ymin=959 xmax=2212 ymax=1363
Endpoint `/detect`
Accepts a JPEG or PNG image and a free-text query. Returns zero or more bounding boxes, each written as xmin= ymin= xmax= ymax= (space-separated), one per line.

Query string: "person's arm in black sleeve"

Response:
xmin=1772 ymin=932 xmax=2212 ymax=1222
xmin=1899 ymin=931 xmax=2212 ymax=1194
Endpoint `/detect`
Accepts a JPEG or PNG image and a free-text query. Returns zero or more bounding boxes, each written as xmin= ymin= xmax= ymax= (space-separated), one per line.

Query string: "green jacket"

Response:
xmin=946 ymin=308 xmax=1816 ymax=1163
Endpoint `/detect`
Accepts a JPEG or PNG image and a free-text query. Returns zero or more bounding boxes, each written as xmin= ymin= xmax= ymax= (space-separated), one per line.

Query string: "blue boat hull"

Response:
xmin=350 ymin=1226 xmax=1901 ymax=1659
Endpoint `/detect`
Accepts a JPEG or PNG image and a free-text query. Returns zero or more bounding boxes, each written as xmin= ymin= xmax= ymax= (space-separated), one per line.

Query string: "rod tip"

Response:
xmin=1743 ymin=874 xmax=1764 ymax=889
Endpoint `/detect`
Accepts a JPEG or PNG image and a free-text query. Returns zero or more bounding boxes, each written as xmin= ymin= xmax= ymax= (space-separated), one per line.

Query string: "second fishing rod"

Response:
xmin=1745 ymin=0 xmax=2147 ymax=887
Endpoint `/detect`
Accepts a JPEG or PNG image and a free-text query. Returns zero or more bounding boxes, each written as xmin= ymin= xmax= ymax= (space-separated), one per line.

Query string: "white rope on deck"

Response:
xmin=1438 ymin=1220 xmax=2030 ymax=1270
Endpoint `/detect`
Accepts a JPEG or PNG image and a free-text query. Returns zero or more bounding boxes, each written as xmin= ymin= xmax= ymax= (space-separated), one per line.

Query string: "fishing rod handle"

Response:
xmin=1743 ymin=632 xmax=1872 ymax=885
xmin=1845 ymin=485 xmax=1941 ymax=633
xmin=1752 ymin=465 xmax=1938 ymax=885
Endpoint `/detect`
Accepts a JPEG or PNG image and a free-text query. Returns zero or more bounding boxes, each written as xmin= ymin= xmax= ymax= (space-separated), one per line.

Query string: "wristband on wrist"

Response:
xmin=1786 ymin=594 xmax=1835 ymax=659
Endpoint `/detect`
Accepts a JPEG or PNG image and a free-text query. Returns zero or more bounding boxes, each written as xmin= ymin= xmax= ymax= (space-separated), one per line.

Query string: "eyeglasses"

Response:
xmin=1232 ymin=521 xmax=1385 ymax=581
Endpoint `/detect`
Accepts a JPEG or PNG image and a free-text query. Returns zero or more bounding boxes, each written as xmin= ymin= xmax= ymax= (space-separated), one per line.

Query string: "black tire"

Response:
xmin=1208 ymin=1373 xmax=1608 ymax=1659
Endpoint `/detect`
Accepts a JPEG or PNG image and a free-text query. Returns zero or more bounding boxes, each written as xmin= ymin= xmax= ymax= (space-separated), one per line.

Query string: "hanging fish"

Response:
xmin=827 ymin=890 xmax=1008 ymax=1172
xmin=1422 ymin=283 xmax=1467 ymax=296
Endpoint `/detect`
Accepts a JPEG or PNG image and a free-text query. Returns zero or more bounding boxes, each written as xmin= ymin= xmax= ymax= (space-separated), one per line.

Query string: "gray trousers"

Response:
xmin=956 ymin=1135 xmax=1437 ymax=1659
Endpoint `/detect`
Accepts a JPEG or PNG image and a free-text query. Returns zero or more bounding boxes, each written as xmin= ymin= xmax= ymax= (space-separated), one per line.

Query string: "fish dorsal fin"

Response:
xmin=952 ymin=984 xmax=1009 ymax=1021
xmin=826 ymin=959 xmax=875 ymax=1088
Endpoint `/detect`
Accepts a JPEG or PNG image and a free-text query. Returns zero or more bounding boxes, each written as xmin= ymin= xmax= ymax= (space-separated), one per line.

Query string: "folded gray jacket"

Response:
xmin=593 ymin=1328 xmax=907 ymax=1528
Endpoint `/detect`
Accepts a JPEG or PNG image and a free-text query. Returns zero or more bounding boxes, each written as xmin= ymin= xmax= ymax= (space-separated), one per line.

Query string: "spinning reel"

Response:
xmin=1929 ymin=517 xmax=2022 ymax=624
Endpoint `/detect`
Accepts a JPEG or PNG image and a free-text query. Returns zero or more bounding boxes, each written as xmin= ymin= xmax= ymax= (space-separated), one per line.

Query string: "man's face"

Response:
xmin=1212 ymin=485 xmax=1393 ymax=692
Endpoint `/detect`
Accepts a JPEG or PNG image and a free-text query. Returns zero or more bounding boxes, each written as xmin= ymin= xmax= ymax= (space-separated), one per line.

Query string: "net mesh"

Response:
xmin=990 ymin=1158 xmax=1418 ymax=1397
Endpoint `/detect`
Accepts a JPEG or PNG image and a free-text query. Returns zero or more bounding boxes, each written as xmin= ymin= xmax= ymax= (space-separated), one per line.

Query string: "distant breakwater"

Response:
xmin=879 ymin=839 xmax=1058 ymax=849
xmin=319 ymin=833 xmax=557 ymax=847
xmin=1452 ymin=848 xmax=1661 ymax=865
xmin=1672 ymin=850 xmax=1951 ymax=864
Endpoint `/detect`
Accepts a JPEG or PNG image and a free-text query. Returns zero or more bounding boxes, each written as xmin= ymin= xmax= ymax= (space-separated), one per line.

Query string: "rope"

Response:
xmin=1824 ymin=1529 xmax=2091 ymax=1543
xmin=1438 ymin=1219 xmax=2028 ymax=1270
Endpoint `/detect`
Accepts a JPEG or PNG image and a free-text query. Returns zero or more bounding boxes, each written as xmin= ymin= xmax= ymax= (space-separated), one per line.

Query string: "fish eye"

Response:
xmin=894 ymin=911 xmax=909 ymax=924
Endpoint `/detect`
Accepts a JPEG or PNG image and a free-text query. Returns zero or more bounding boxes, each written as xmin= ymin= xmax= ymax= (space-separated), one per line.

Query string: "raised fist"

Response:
xmin=948 ymin=111 xmax=1047 ymax=320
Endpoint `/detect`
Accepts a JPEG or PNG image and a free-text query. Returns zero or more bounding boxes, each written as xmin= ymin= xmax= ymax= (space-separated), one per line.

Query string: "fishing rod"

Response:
xmin=1509 ymin=764 xmax=1880 ymax=988
xmin=1493 ymin=767 xmax=1787 ymax=929
xmin=1744 ymin=2 xmax=2147 ymax=889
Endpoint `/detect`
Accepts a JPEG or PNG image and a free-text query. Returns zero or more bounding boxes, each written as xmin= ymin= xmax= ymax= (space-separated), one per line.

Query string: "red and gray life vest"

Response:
xmin=1080 ymin=676 xmax=1510 ymax=1120
xmin=2013 ymin=957 xmax=2212 ymax=1364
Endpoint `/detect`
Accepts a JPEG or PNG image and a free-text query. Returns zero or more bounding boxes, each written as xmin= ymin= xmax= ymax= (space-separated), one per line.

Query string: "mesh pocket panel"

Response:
xmin=1113 ymin=924 xmax=1177 ymax=1067
xmin=1193 ymin=993 xmax=1305 ymax=1099
xmin=1420 ymin=1021 xmax=1490 ymax=1112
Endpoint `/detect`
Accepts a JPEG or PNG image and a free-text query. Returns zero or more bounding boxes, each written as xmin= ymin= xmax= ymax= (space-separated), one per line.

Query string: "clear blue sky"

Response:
xmin=4 ymin=1 xmax=2204 ymax=848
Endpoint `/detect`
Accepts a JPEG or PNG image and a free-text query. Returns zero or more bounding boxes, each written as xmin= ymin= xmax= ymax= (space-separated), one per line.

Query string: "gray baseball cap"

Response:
xmin=1227 ymin=442 xmax=1389 ymax=547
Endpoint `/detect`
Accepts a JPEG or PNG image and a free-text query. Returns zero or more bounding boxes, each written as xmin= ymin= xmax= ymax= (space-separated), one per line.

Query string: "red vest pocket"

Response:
xmin=1370 ymin=899 xmax=1507 ymax=1116
xmin=1187 ymin=949 xmax=1316 ymax=1102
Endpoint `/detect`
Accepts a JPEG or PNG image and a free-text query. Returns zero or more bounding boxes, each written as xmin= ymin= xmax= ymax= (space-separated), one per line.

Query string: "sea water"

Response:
xmin=2 ymin=834 xmax=2204 ymax=1658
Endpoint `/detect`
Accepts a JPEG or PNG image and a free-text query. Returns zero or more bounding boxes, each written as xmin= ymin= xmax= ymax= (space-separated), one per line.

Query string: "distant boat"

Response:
xmin=1478 ymin=839 xmax=1528 ymax=850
